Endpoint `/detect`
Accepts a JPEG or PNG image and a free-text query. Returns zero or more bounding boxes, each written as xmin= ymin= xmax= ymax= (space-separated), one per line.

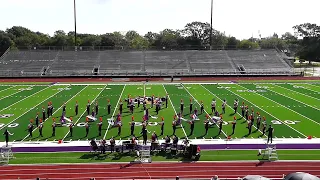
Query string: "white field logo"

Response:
xmin=57 ymin=88 xmax=71 ymax=91
xmin=0 ymin=114 xmax=14 ymax=118
xmin=18 ymin=88 xmax=32 ymax=91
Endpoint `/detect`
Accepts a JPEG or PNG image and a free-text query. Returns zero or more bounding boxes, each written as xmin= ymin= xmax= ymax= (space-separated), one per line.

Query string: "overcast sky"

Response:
xmin=0 ymin=0 xmax=319 ymax=40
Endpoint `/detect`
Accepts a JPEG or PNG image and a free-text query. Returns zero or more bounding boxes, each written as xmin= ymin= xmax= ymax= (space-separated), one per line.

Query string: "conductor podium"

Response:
xmin=264 ymin=144 xmax=278 ymax=161
xmin=0 ymin=146 xmax=14 ymax=165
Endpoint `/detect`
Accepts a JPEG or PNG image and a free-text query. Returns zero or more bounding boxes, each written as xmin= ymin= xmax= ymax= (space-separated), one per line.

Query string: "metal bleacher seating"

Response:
xmin=0 ymin=47 xmax=296 ymax=77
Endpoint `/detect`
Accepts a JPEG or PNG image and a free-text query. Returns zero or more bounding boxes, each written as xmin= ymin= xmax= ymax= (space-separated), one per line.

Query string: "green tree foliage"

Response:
xmin=293 ymin=23 xmax=320 ymax=62
xmin=238 ymin=40 xmax=259 ymax=49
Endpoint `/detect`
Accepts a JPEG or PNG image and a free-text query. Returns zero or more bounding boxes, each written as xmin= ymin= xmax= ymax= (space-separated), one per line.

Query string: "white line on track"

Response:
xmin=0 ymin=85 xmax=51 ymax=113
xmin=21 ymin=85 xmax=89 ymax=141
xmin=239 ymin=84 xmax=320 ymax=126
xmin=62 ymin=85 xmax=107 ymax=140
xmin=219 ymin=84 xmax=307 ymax=138
xmin=182 ymin=84 xmax=228 ymax=137
xmin=162 ymin=84 xmax=188 ymax=137
xmin=200 ymin=84 xmax=267 ymax=138
xmin=0 ymin=86 xmax=70 ymax=131
xmin=103 ymin=85 xmax=126 ymax=140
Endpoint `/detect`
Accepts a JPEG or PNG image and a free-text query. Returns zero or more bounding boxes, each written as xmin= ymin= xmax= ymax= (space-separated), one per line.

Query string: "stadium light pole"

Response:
xmin=74 ymin=0 xmax=77 ymax=48
xmin=210 ymin=0 xmax=213 ymax=50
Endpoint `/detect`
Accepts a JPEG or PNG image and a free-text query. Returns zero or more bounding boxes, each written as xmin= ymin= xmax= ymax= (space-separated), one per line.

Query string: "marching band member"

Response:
xmin=137 ymin=96 xmax=141 ymax=108
xmin=91 ymin=107 xmax=96 ymax=118
xmin=47 ymin=102 xmax=50 ymax=118
xmin=189 ymin=98 xmax=193 ymax=114
xmin=130 ymin=116 xmax=135 ymax=136
xmin=256 ymin=112 xmax=261 ymax=129
xmin=194 ymin=107 xmax=198 ymax=116
xmin=165 ymin=93 xmax=168 ymax=108
xmin=86 ymin=100 xmax=90 ymax=115
xmin=233 ymin=99 xmax=238 ymax=114
xmin=180 ymin=99 xmax=184 ymax=113
xmin=151 ymin=131 xmax=158 ymax=151
xmin=28 ymin=119 xmax=34 ymax=138
xmin=69 ymin=117 xmax=74 ymax=137
xmin=245 ymin=106 xmax=249 ymax=120
xmin=3 ymin=129 xmax=13 ymax=147
xmin=98 ymin=117 xmax=103 ymax=136
xmin=85 ymin=117 xmax=90 ymax=137
xmin=35 ymin=112 xmax=39 ymax=127
xmin=211 ymin=99 xmax=216 ymax=114
xmin=189 ymin=120 xmax=195 ymax=136
xmin=251 ymin=108 xmax=255 ymax=123
xmin=222 ymin=99 xmax=226 ymax=114
xmin=151 ymin=95 xmax=154 ymax=108
xmin=107 ymin=99 xmax=111 ymax=115
xmin=110 ymin=136 xmax=115 ymax=153
xmin=75 ymin=101 xmax=79 ymax=115
xmin=172 ymin=118 xmax=177 ymax=135
xmin=247 ymin=115 xmax=253 ymax=135
xmin=262 ymin=116 xmax=267 ymax=136
xmin=204 ymin=118 xmax=209 ymax=136
xmin=241 ymin=102 xmax=245 ymax=117
xmin=62 ymin=102 xmax=66 ymax=114
xmin=39 ymin=119 xmax=43 ymax=137
xmin=119 ymin=100 xmax=123 ymax=114
xmin=160 ymin=117 xmax=164 ymax=136
xmin=50 ymin=101 xmax=54 ymax=116
xmin=200 ymin=101 xmax=204 ymax=114
xmin=218 ymin=115 xmax=223 ymax=135
xmin=95 ymin=101 xmax=99 ymax=115
xmin=42 ymin=106 xmax=46 ymax=122
xmin=231 ymin=116 xmax=237 ymax=135
xmin=52 ymin=118 xmax=56 ymax=136
xmin=117 ymin=120 xmax=122 ymax=136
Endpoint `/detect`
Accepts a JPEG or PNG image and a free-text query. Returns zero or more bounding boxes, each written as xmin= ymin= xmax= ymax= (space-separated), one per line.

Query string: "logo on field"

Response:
xmin=0 ymin=114 xmax=14 ymax=118
xmin=18 ymin=88 xmax=32 ymax=91
xmin=57 ymin=88 xmax=71 ymax=91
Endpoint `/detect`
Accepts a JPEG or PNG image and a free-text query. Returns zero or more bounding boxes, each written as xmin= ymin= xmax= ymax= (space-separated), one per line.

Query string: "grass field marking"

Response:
xmin=162 ymin=84 xmax=188 ymax=138
xmin=0 ymin=85 xmax=71 ymax=131
xmin=0 ymin=85 xmax=15 ymax=93
xmin=0 ymin=85 xmax=51 ymax=114
xmin=21 ymin=85 xmax=89 ymax=141
xmin=264 ymin=84 xmax=320 ymax=112
xmin=292 ymin=84 xmax=320 ymax=94
xmin=273 ymin=84 xmax=320 ymax=101
xmin=62 ymin=85 xmax=107 ymax=141
xmin=219 ymin=84 xmax=307 ymax=138
xmin=182 ymin=84 xmax=228 ymax=138
xmin=0 ymin=85 xmax=34 ymax=101
xmin=239 ymin=84 xmax=320 ymax=126
xmin=200 ymin=84 xmax=267 ymax=138
xmin=103 ymin=85 xmax=126 ymax=140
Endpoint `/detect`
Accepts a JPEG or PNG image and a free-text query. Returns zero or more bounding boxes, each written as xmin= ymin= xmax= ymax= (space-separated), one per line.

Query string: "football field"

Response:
xmin=0 ymin=82 xmax=319 ymax=142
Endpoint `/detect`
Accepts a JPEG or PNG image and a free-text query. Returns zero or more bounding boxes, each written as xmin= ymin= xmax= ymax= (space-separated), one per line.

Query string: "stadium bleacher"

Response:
xmin=0 ymin=47 xmax=295 ymax=77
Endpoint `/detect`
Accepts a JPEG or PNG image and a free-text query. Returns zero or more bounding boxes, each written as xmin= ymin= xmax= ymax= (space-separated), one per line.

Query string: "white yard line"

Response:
xmin=21 ymin=85 xmax=89 ymax=141
xmin=103 ymin=85 xmax=126 ymax=140
xmin=0 ymin=86 xmax=71 ymax=131
xmin=0 ymin=85 xmax=51 ymax=113
xmin=200 ymin=84 xmax=267 ymax=138
xmin=62 ymin=85 xmax=107 ymax=140
xmin=273 ymin=84 xmax=320 ymax=101
xmin=182 ymin=84 xmax=228 ymax=137
xmin=219 ymin=84 xmax=307 ymax=138
xmin=0 ymin=85 xmax=34 ymax=101
xmin=291 ymin=83 xmax=320 ymax=94
xmin=0 ymin=85 xmax=15 ymax=93
xmin=162 ymin=84 xmax=188 ymax=137
xmin=265 ymin=85 xmax=320 ymax=112
xmin=239 ymin=84 xmax=320 ymax=126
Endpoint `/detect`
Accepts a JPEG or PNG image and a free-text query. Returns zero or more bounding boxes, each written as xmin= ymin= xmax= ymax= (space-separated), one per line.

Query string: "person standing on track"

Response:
xmin=267 ymin=125 xmax=274 ymax=144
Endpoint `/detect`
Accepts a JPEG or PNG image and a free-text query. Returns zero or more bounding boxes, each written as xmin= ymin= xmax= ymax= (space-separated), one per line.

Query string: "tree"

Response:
xmin=0 ymin=33 xmax=13 ymax=52
xmin=238 ymin=40 xmax=259 ymax=49
xmin=293 ymin=23 xmax=320 ymax=62
xmin=183 ymin=21 xmax=211 ymax=46
xmin=226 ymin=36 xmax=239 ymax=49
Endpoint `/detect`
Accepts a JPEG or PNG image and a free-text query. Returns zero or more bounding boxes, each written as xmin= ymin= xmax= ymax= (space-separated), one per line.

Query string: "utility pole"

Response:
xmin=74 ymin=0 xmax=77 ymax=48
xmin=210 ymin=0 xmax=213 ymax=50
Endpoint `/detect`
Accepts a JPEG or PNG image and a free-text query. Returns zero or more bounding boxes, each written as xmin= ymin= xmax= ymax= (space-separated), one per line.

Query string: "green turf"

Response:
xmin=0 ymin=82 xmax=319 ymax=142
xmin=8 ymin=150 xmax=320 ymax=164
